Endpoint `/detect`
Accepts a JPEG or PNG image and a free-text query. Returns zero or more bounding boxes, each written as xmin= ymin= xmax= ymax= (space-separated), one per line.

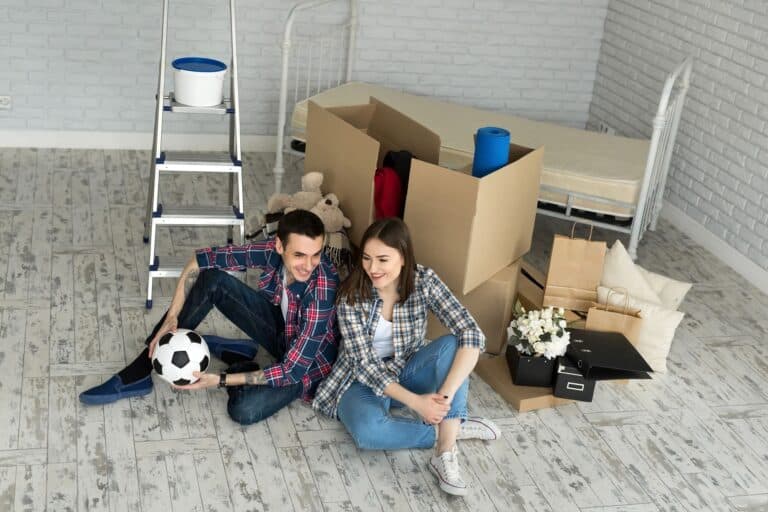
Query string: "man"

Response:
xmin=80 ymin=209 xmax=339 ymax=425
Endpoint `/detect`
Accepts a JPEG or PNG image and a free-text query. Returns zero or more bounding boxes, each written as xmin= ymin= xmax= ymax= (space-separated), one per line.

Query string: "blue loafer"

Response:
xmin=79 ymin=374 xmax=153 ymax=405
xmin=204 ymin=335 xmax=258 ymax=364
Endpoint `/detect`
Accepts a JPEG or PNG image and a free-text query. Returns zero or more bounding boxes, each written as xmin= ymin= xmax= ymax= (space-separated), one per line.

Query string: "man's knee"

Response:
xmin=227 ymin=397 xmax=265 ymax=426
xmin=197 ymin=268 xmax=228 ymax=290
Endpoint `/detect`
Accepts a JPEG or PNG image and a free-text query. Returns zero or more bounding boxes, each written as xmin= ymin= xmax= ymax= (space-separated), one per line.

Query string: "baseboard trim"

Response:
xmin=661 ymin=202 xmax=768 ymax=294
xmin=0 ymin=130 xmax=276 ymax=151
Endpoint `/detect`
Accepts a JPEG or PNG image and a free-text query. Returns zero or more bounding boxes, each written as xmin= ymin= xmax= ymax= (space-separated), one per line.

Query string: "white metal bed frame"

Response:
xmin=272 ymin=0 xmax=692 ymax=258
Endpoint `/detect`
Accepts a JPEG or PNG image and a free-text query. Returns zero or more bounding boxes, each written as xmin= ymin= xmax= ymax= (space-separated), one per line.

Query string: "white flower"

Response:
xmin=558 ymin=308 xmax=565 ymax=315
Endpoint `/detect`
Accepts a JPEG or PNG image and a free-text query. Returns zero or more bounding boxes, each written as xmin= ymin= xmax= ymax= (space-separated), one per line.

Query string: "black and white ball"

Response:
xmin=151 ymin=329 xmax=210 ymax=386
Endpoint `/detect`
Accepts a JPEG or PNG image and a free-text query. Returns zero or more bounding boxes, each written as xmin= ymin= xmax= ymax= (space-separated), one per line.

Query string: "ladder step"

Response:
xmin=152 ymin=205 xmax=245 ymax=226
xmin=166 ymin=93 xmax=233 ymax=115
xmin=149 ymin=256 xmax=244 ymax=278
xmin=157 ymin=151 xmax=241 ymax=173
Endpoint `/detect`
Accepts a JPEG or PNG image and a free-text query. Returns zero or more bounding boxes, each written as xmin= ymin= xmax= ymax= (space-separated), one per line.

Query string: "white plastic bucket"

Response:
xmin=172 ymin=57 xmax=227 ymax=107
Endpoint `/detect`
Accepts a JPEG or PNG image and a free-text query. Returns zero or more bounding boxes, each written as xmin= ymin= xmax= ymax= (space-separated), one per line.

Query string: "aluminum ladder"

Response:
xmin=142 ymin=0 xmax=245 ymax=309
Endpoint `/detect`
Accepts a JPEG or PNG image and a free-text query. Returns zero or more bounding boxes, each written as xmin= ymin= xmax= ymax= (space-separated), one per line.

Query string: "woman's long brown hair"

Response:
xmin=337 ymin=218 xmax=416 ymax=306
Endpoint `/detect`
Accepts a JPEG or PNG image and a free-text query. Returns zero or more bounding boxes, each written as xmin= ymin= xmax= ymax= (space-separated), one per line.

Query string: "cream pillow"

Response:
xmin=601 ymin=241 xmax=662 ymax=305
xmin=597 ymin=286 xmax=684 ymax=373
xmin=636 ymin=266 xmax=692 ymax=311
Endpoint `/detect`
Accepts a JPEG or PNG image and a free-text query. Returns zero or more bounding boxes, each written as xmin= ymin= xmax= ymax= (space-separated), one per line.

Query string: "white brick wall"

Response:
xmin=588 ymin=0 xmax=768 ymax=272
xmin=0 ymin=0 xmax=609 ymax=137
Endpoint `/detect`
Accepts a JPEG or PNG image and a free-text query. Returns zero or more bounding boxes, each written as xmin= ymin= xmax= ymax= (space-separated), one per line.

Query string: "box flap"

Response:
xmin=405 ymin=159 xmax=478 ymax=292
xmin=368 ymin=97 xmax=441 ymax=166
xmin=306 ymin=101 xmax=379 ymax=244
xmin=464 ymin=146 xmax=543 ymax=292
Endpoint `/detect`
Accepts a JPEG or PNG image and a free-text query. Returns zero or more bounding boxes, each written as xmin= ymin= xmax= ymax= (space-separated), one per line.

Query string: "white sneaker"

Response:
xmin=456 ymin=416 xmax=501 ymax=441
xmin=429 ymin=446 xmax=468 ymax=496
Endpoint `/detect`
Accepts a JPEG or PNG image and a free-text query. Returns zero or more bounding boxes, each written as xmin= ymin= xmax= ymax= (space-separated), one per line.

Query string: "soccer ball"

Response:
xmin=151 ymin=329 xmax=210 ymax=386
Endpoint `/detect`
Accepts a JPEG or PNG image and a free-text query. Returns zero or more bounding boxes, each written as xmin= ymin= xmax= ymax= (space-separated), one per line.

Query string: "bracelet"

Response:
xmin=218 ymin=372 xmax=227 ymax=388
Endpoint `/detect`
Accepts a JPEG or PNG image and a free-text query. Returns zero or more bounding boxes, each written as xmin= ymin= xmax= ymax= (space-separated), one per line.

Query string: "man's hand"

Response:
xmin=413 ymin=393 xmax=451 ymax=425
xmin=173 ymin=371 xmax=218 ymax=391
xmin=148 ymin=314 xmax=178 ymax=359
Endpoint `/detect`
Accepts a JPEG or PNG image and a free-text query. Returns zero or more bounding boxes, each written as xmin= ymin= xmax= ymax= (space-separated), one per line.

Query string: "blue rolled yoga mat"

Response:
xmin=472 ymin=126 xmax=511 ymax=178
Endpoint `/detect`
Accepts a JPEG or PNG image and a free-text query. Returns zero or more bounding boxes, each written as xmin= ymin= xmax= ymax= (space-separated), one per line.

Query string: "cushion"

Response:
xmin=636 ymin=266 xmax=692 ymax=311
xmin=601 ymin=240 xmax=662 ymax=305
xmin=597 ymin=286 xmax=684 ymax=373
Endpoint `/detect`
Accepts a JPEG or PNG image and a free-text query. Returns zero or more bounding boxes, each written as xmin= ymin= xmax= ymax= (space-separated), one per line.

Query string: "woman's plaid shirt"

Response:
xmin=312 ymin=265 xmax=484 ymax=418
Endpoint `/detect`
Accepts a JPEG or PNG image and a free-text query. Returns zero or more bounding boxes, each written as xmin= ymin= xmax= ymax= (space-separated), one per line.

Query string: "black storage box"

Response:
xmin=505 ymin=345 xmax=556 ymax=387
xmin=553 ymin=356 xmax=596 ymax=401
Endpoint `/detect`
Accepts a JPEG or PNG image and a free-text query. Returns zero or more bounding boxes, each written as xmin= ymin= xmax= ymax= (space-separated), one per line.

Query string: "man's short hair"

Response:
xmin=276 ymin=209 xmax=325 ymax=244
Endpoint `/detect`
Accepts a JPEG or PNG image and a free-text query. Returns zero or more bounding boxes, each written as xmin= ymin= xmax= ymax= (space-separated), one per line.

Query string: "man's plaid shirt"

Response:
xmin=313 ymin=265 xmax=484 ymax=418
xmin=196 ymin=238 xmax=339 ymax=402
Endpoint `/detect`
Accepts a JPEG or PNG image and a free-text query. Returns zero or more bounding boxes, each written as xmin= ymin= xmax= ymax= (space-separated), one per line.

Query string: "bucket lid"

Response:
xmin=172 ymin=57 xmax=227 ymax=73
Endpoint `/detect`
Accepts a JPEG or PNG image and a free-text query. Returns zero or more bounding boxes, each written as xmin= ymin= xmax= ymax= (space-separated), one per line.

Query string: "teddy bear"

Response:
xmin=266 ymin=171 xmax=324 ymax=214
xmin=286 ymin=193 xmax=351 ymax=233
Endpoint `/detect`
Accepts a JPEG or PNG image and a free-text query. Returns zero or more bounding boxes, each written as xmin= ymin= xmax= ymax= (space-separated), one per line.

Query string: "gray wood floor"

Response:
xmin=0 ymin=147 xmax=767 ymax=512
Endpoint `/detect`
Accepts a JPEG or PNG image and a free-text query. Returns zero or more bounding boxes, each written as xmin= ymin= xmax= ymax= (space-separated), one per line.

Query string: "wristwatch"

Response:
xmin=218 ymin=372 xmax=227 ymax=388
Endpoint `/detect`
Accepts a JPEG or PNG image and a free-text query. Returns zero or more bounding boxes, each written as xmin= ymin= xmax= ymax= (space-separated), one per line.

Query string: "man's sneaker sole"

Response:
xmin=428 ymin=459 xmax=468 ymax=497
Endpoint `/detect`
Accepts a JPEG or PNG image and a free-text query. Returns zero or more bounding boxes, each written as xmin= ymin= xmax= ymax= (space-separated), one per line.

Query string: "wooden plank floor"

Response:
xmin=0 ymin=147 xmax=767 ymax=511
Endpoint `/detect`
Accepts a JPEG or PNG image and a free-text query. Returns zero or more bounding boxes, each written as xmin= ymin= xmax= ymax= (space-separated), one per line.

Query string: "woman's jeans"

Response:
xmin=146 ymin=269 xmax=303 ymax=425
xmin=336 ymin=335 xmax=469 ymax=450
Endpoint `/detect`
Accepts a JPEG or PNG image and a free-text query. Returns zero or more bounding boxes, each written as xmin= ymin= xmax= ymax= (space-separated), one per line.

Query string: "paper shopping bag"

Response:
xmin=585 ymin=297 xmax=643 ymax=347
xmin=543 ymin=226 xmax=607 ymax=312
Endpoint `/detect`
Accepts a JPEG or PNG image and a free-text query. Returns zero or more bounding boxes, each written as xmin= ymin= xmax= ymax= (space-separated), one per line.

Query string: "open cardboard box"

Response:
xmin=427 ymin=259 xmax=521 ymax=355
xmin=306 ymin=98 xmax=543 ymax=295
xmin=471 ymin=259 xmax=588 ymax=412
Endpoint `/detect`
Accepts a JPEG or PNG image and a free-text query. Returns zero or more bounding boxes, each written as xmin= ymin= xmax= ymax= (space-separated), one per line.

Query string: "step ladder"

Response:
xmin=142 ymin=0 xmax=245 ymax=309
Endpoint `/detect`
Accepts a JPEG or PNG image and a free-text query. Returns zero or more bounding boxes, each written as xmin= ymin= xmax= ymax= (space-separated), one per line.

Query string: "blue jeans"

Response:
xmin=336 ymin=335 xmax=469 ymax=450
xmin=148 ymin=270 xmax=299 ymax=425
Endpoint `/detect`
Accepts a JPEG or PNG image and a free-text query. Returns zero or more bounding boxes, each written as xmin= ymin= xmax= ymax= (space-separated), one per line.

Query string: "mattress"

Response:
xmin=291 ymin=82 xmax=650 ymax=217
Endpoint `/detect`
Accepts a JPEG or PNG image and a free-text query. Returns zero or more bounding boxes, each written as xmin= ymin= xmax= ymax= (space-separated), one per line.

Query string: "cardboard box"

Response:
xmin=427 ymin=260 xmax=521 ymax=355
xmin=306 ymin=98 xmax=543 ymax=295
xmin=305 ymin=99 xmax=441 ymax=246
xmin=474 ymin=355 xmax=572 ymax=412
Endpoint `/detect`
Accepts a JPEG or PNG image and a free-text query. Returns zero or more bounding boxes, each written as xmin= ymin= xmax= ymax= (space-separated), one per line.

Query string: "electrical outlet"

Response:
xmin=0 ymin=96 xmax=10 ymax=110
xmin=597 ymin=121 xmax=615 ymax=135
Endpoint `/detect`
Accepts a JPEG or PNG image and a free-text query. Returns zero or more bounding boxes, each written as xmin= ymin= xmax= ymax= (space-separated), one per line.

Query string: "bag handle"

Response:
xmin=569 ymin=222 xmax=594 ymax=241
xmin=598 ymin=287 xmax=631 ymax=314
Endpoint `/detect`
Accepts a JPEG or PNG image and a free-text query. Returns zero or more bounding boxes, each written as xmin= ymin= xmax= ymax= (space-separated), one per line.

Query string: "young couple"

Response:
xmin=81 ymin=209 xmax=500 ymax=496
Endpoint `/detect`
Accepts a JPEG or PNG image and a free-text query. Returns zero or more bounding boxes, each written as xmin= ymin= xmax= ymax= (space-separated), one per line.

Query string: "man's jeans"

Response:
xmin=336 ymin=335 xmax=469 ymax=450
xmin=147 ymin=270 xmax=302 ymax=425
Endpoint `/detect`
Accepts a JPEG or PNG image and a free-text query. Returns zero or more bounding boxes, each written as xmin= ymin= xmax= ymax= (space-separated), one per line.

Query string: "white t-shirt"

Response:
xmin=280 ymin=269 xmax=289 ymax=321
xmin=372 ymin=316 xmax=395 ymax=359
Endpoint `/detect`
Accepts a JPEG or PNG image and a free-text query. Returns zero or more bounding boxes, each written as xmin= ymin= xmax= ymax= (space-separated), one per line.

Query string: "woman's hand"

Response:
xmin=413 ymin=393 xmax=451 ymax=425
xmin=148 ymin=314 xmax=178 ymax=359
xmin=173 ymin=371 xmax=217 ymax=391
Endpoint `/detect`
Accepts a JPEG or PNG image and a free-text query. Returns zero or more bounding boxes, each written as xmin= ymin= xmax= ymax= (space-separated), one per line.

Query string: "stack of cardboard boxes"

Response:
xmin=305 ymin=98 xmax=551 ymax=411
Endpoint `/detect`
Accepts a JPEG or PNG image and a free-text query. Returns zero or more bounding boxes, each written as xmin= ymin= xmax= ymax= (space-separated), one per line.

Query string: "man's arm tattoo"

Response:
xmin=245 ymin=371 xmax=267 ymax=385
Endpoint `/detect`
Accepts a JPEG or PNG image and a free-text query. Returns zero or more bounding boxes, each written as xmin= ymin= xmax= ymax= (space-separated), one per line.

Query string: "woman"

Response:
xmin=313 ymin=218 xmax=499 ymax=496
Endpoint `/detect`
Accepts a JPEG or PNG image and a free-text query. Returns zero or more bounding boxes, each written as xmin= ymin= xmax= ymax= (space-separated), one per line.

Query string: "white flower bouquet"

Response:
xmin=507 ymin=304 xmax=571 ymax=360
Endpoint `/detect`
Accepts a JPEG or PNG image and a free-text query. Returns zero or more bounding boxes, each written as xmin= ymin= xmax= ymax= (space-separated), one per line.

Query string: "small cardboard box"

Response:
xmin=306 ymin=98 xmax=543 ymax=295
xmin=474 ymin=355 xmax=572 ymax=412
xmin=427 ymin=260 xmax=521 ymax=355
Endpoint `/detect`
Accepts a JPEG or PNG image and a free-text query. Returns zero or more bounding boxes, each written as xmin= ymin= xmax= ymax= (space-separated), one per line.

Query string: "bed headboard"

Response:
xmin=273 ymin=0 xmax=358 ymax=194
